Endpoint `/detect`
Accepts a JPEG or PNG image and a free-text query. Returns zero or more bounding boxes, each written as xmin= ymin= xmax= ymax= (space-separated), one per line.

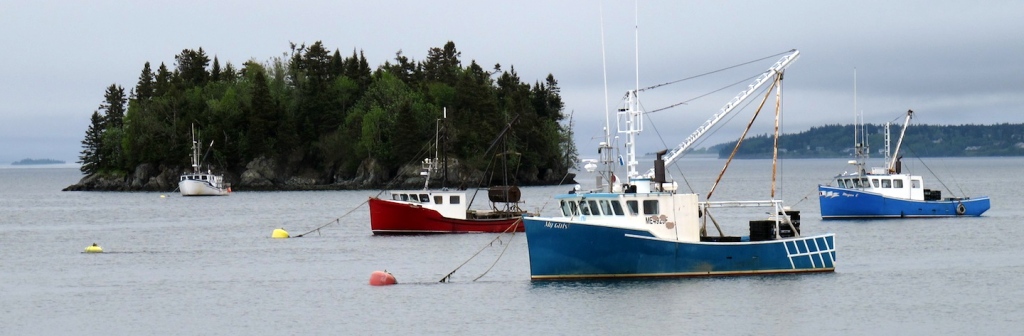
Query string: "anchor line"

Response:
xmin=293 ymin=198 xmax=372 ymax=237
xmin=437 ymin=161 xmax=566 ymax=283
xmin=792 ymin=176 xmax=834 ymax=207
xmin=442 ymin=196 xmax=557 ymax=283
xmin=438 ymin=217 xmax=523 ymax=283
xmin=473 ymin=221 xmax=520 ymax=282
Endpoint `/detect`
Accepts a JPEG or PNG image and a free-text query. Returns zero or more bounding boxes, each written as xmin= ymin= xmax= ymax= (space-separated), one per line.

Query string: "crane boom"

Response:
xmin=661 ymin=49 xmax=800 ymax=168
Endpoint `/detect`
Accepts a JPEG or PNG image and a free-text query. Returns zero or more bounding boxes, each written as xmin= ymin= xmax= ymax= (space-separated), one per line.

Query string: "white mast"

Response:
xmin=190 ymin=124 xmax=201 ymax=174
xmin=618 ymin=1 xmax=643 ymax=180
xmin=854 ymin=68 xmax=858 ymax=161
xmin=598 ymin=3 xmax=615 ymax=192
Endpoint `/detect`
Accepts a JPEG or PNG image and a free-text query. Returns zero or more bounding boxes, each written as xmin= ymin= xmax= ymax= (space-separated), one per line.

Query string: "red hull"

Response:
xmin=368 ymin=197 xmax=524 ymax=234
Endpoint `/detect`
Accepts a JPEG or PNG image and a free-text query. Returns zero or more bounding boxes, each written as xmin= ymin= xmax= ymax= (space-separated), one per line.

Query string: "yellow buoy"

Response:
xmin=84 ymin=243 xmax=103 ymax=253
xmin=271 ymin=228 xmax=290 ymax=239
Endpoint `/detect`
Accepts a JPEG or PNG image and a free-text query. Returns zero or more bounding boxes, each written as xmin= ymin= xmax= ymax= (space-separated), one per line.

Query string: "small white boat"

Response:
xmin=179 ymin=125 xmax=230 ymax=196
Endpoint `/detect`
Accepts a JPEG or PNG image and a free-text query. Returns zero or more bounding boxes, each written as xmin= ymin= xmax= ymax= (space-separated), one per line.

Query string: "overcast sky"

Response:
xmin=2 ymin=0 xmax=1022 ymax=164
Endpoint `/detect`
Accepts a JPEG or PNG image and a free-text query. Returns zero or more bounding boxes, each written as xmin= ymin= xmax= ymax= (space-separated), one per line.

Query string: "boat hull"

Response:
xmin=179 ymin=180 xmax=229 ymax=196
xmin=818 ymin=186 xmax=990 ymax=219
xmin=368 ymin=197 xmax=524 ymax=234
xmin=523 ymin=217 xmax=836 ymax=280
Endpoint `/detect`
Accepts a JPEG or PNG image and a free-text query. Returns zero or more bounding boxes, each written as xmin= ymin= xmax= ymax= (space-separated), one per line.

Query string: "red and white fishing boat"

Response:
xmin=368 ymin=181 xmax=528 ymax=235
xmin=369 ymin=110 xmax=530 ymax=235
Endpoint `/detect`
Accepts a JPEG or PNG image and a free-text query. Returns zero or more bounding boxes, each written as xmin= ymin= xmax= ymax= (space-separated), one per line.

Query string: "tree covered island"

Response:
xmin=66 ymin=41 xmax=577 ymax=191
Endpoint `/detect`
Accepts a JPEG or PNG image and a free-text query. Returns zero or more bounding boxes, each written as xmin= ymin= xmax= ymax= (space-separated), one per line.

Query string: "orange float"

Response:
xmin=369 ymin=270 xmax=397 ymax=286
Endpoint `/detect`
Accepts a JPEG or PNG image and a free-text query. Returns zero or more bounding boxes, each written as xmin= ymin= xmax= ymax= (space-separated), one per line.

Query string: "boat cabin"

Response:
xmin=553 ymin=190 xmax=703 ymax=242
xmin=831 ymin=171 xmax=930 ymax=201
xmin=388 ymin=190 xmax=469 ymax=219
xmin=181 ymin=174 xmax=212 ymax=182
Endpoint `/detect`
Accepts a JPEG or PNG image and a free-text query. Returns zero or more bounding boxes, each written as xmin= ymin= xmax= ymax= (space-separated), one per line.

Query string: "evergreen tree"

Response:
xmin=246 ymin=64 xmax=276 ymax=156
xmin=424 ymin=41 xmax=461 ymax=84
xmin=101 ymin=84 xmax=127 ymax=129
xmin=221 ymin=62 xmax=237 ymax=82
xmin=154 ymin=63 xmax=172 ymax=96
xmin=174 ymin=48 xmax=210 ymax=86
xmin=135 ymin=62 xmax=154 ymax=101
xmin=78 ymin=111 xmax=105 ymax=174
xmin=211 ymin=56 xmax=221 ymax=81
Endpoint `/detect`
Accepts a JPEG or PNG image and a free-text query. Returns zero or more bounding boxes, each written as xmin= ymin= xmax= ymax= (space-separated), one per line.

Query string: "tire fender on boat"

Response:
xmin=956 ymin=203 xmax=966 ymax=215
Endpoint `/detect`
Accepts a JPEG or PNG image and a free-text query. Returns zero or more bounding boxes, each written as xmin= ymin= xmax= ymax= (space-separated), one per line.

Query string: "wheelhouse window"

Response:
xmin=611 ymin=201 xmax=625 ymax=216
xmin=626 ymin=200 xmax=639 ymax=215
xmin=579 ymin=201 xmax=591 ymax=215
xmin=881 ymin=179 xmax=891 ymax=188
xmin=560 ymin=200 xmax=573 ymax=216
xmin=642 ymin=200 xmax=659 ymax=215
xmin=911 ymin=180 xmax=921 ymax=188
xmin=569 ymin=201 xmax=579 ymax=216
xmin=600 ymin=200 xmax=613 ymax=216
xmin=588 ymin=200 xmax=601 ymax=215
xmin=434 ymin=196 xmax=443 ymax=204
xmin=837 ymin=179 xmax=846 ymax=188
xmin=871 ymin=179 xmax=880 ymax=188
xmin=400 ymin=194 xmax=409 ymax=201
xmin=894 ymin=179 xmax=904 ymax=188
xmin=419 ymin=194 xmax=429 ymax=203
xmin=450 ymin=195 xmax=461 ymax=204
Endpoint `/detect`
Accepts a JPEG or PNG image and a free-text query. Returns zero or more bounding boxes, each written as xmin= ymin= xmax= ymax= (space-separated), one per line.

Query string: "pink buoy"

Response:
xmin=369 ymin=270 xmax=397 ymax=286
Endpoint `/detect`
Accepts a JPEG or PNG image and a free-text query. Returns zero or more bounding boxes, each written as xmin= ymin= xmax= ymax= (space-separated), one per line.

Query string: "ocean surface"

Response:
xmin=2 ymin=157 xmax=1023 ymax=335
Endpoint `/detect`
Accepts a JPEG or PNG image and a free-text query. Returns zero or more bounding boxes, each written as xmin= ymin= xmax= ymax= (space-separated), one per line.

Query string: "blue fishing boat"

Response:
xmin=524 ymin=50 xmax=837 ymax=280
xmin=818 ymin=110 xmax=991 ymax=218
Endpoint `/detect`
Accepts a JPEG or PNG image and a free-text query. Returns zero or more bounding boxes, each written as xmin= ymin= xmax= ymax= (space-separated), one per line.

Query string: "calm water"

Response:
xmin=2 ymin=157 xmax=1023 ymax=335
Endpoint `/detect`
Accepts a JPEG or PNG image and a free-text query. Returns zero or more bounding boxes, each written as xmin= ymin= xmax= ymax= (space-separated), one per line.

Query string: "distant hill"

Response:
xmin=11 ymin=158 xmax=66 ymax=165
xmin=715 ymin=123 xmax=1024 ymax=158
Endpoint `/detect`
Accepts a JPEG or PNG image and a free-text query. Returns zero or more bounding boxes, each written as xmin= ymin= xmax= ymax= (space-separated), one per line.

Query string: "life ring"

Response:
xmin=956 ymin=203 xmax=966 ymax=215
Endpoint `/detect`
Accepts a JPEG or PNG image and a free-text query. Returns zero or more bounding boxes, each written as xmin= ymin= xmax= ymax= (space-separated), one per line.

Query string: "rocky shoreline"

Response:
xmin=63 ymin=157 xmax=575 ymax=192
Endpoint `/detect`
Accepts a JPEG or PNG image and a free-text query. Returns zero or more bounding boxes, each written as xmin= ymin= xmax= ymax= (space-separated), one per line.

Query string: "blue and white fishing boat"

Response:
xmin=818 ymin=110 xmax=990 ymax=218
xmin=523 ymin=50 xmax=836 ymax=280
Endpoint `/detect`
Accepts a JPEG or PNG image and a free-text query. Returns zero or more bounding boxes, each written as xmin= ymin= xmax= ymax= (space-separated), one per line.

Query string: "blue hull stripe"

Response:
xmin=818 ymin=186 xmax=990 ymax=218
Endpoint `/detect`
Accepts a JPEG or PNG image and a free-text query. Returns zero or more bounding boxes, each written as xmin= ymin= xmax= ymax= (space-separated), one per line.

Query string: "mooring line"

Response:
xmin=438 ymin=194 xmax=559 ymax=283
xmin=293 ymin=198 xmax=371 ymax=237
xmin=438 ymin=218 xmax=522 ymax=283
xmin=472 ymin=221 xmax=520 ymax=281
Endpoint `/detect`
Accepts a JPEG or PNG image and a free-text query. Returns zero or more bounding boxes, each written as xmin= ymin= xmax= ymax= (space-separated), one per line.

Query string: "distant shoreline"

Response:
xmin=11 ymin=158 xmax=66 ymax=165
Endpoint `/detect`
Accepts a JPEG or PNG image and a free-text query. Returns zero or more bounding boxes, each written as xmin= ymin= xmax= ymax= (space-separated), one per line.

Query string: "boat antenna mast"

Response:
xmin=190 ymin=123 xmax=201 ymax=174
xmin=597 ymin=2 xmax=616 ymax=192
xmin=617 ymin=1 xmax=643 ymax=180
xmin=851 ymin=69 xmax=868 ymax=175
xmin=422 ymin=108 xmax=448 ymax=190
